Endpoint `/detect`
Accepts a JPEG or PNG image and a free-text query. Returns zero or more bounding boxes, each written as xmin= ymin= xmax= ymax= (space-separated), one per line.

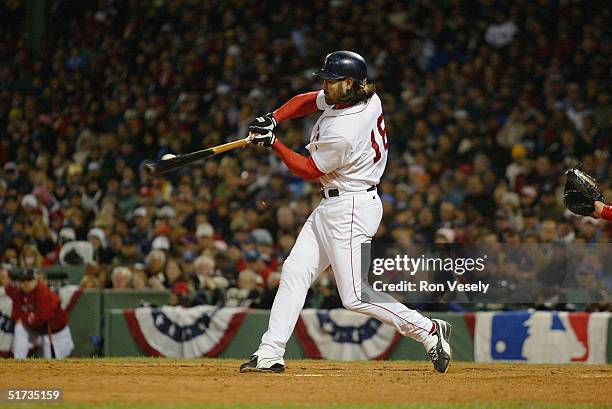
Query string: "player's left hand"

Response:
xmin=251 ymin=131 xmax=277 ymax=148
xmin=249 ymin=113 xmax=277 ymax=135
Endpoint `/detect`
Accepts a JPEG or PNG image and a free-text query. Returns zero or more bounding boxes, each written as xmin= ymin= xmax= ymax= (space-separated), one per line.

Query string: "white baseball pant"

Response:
xmin=259 ymin=189 xmax=433 ymax=357
xmin=12 ymin=321 xmax=74 ymax=359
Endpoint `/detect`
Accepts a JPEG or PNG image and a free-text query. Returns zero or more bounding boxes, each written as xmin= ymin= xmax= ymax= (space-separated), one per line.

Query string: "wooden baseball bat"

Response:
xmin=144 ymin=134 xmax=254 ymax=176
xmin=47 ymin=323 xmax=56 ymax=359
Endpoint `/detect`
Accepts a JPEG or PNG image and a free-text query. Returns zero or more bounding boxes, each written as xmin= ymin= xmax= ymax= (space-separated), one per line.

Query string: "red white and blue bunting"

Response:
xmin=0 ymin=285 xmax=82 ymax=358
xmin=124 ymin=305 xmax=246 ymax=358
xmin=295 ymin=309 xmax=401 ymax=360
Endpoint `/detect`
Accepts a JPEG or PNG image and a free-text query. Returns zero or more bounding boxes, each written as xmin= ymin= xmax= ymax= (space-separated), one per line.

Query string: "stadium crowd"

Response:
xmin=0 ymin=0 xmax=610 ymax=310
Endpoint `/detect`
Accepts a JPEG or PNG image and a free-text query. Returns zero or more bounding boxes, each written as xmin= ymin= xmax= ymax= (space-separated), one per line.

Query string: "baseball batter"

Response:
xmin=241 ymin=51 xmax=452 ymax=373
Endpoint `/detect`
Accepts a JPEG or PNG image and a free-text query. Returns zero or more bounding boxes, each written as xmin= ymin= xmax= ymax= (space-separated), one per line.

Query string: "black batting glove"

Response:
xmin=251 ymin=131 xmax=277 ymax=148
xmin=249 ymin=112 xmax=277 ymax=135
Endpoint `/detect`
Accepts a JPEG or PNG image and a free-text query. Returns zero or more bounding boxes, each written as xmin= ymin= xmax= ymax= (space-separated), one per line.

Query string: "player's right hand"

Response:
xmin=251 ymin=131 xmax=277 ymax=148
xmin=249 ymin=112 xmax=277 ymax=135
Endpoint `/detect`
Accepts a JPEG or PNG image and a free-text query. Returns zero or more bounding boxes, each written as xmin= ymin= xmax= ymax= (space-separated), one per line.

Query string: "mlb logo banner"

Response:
xmin=475 ymin=311 xmax=610 ymax=364
xmin=295 ymin=309 xmax=401 ymax=360
xmin=124 ymin=305 xmax=246 ymax=358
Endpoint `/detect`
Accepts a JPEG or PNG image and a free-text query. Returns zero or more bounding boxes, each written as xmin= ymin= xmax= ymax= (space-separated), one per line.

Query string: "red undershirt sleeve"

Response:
xmin=272 ymin=140 xmax=325 ymax=181
xmin=602 ymin=204 xmax=612 ymax=221
xmin=273 ymin=91 xmax=320 ymax=123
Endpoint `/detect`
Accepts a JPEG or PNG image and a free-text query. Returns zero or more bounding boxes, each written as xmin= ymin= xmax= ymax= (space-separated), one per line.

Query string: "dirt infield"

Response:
xmin=1 ymin=359 xmax=611 ymax=406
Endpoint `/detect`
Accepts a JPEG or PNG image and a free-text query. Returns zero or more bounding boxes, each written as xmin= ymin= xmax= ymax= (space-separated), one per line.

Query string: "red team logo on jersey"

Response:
xmin=370 ymin=113 xmax=387 ymax=163
xmin=312 ymin=125 xmax=320 ymax=142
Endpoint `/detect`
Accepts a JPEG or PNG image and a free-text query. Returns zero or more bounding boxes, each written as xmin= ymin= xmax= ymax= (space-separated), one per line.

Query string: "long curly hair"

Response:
xmin=338 ymin=80 xmax=376 ymax=106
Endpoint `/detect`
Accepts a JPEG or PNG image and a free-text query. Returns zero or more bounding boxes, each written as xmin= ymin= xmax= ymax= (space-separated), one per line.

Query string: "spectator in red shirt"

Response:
xmin=0 ymin=267 xmax=74 ymax=359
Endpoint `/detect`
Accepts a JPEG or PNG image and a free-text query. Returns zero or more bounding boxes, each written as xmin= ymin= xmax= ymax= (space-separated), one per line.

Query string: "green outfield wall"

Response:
xmin=67 ymin=289 xmax=171 ymax=357
xmin=67 ymin=289 xmax=101 ymax=357
xmin=60 ymin=290 xmax=610 ymax=363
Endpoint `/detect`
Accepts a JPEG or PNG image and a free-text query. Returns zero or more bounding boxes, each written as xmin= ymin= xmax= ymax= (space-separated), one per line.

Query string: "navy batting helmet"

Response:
xmin=313 ymin=51 xmax=367 ymax=81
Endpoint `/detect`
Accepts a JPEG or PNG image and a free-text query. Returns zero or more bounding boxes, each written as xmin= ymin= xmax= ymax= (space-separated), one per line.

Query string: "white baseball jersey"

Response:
xmin=307 ymin=91 xmax=388 ymax=191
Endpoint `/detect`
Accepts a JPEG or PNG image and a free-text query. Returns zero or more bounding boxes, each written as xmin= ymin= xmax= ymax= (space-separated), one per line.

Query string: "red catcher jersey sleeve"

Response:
xmin=602 ymin=204 xmax=612 ymax=221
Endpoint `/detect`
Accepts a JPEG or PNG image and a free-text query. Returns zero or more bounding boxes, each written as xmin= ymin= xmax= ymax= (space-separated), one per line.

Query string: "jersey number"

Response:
xmin=370 ymin=113 xmax=388 ymax=163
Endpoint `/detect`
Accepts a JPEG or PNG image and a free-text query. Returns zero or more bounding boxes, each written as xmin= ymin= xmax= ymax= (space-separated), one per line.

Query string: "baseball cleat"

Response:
xmin=239 ymin=349 xmax=285 ymax=373
xmin=424 ymin=319 xmax=452 ymax=373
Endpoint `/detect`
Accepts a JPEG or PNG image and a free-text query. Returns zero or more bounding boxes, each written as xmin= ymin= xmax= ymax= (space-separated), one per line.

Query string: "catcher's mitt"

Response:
xmin=563 ymin=168 xmax=604 ymax=216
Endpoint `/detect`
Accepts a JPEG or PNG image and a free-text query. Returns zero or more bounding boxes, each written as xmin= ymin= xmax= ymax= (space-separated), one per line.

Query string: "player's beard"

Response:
xmin=323 ymin=90 xmax=334 ymax=105
xmin=324 ymin=88 xmax=351 ymax=105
